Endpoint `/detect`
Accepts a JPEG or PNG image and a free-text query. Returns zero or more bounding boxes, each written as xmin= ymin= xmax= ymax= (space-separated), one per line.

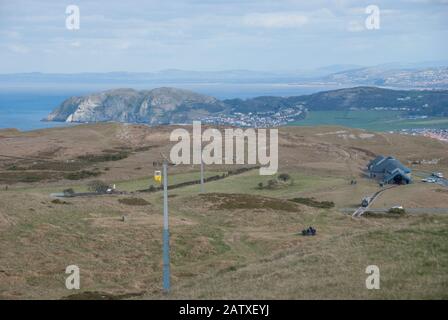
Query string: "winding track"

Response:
xmin=352 ymin=185 xmax=398 ymax=218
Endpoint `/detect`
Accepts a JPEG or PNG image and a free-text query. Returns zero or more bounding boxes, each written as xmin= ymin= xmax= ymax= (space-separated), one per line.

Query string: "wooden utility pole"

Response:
xmin=162 ymin=160 xmax=170 ymax=293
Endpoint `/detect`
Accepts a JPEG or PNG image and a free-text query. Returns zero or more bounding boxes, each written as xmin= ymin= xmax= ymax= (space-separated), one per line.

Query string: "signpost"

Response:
xmin=154 ymin=170 xmax=162 ymax=184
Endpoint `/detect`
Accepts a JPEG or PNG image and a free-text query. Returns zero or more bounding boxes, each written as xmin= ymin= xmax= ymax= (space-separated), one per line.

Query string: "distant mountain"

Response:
xmin=45 ymin=87 xmax=229 ymax=124
xmin=2 ymin=64 xmax=448 ymax=90
xmin=323 ymin=67 xmax=448 ymax=88
xmin=46 ymin=86 xmax=448 ymax=126
xmin=225 ymin=86 xmax=448 ymax=115
xmin=296 ymin=86 xmax=448 ymax=115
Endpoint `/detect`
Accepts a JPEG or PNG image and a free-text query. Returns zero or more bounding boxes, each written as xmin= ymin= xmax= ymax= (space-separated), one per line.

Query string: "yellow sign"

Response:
xmin=154 ymin=170 xmax=162 ymax=183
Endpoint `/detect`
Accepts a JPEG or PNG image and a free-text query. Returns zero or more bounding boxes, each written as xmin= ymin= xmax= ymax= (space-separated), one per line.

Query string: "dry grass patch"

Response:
xmin=199 ymin=193 xmax=301 ymax=212
xmin=289 ymin=197 xmax=335 ymax=209
xmin=63 ymin=290 xmax=145 ymax=300
xmin=118 ymin=197 xmax=150 ymax=206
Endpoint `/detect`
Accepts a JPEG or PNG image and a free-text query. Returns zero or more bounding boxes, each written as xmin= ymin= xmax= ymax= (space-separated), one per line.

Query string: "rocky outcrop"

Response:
xmin=45 ymin=87 xmax=229 ymax=124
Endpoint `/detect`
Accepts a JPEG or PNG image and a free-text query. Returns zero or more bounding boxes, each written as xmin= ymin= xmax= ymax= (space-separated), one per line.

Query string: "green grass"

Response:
xmin=2 ymin=169 xmax=448 ymax=299
xmin=151 ymin=170 xmax=346 ymax=200
xmin=10 ymin=170 xmax=227 ymax=194
xmin=289 ymin=110 xmax=448 ymax=131
xmin=111 ymin=170 xmax=227 ymax=192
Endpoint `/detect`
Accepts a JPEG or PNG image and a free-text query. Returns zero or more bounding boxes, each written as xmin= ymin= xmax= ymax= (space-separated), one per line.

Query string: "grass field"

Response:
xmin=289 ymin=110 xmax=448 ymax=131
xmin=1 ymin=123 xmax=447 ymax=299
xmin=2 ymin=167 xmax=447 ymax=299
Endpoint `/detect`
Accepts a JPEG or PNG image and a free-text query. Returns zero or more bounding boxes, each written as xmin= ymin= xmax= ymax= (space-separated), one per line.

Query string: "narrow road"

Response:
xmin=352 ymin=185 xmax=397 ymax=218
xmin=414 ymin=170 xmax=448 ymax=187
xmin=343 ymin=207 xmax=448 ymax=215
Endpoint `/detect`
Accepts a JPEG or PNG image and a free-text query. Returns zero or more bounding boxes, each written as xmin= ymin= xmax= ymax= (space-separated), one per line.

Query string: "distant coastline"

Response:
xmin=2 ymin=83 xmax=448 ymax=132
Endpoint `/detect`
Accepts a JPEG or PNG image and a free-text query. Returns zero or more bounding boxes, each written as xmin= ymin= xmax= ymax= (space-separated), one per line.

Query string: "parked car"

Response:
xmin=361 ymin=197 xmax=371 ymax=207
xmin=432 ymin=172 xmax=444 ymax=178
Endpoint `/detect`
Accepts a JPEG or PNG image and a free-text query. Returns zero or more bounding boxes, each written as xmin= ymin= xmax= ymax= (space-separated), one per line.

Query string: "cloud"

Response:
xmin=0 ymin=30 xmax=21 ymax=40
xmin=70 ymin=41 xmax=81 ymax=48
xmin=0 ymin=0 xmax=446 ymax=72
xmin=6 ymin=44 xmax=30 ymax=54
xmin=243 ymin=12 xmax=308 ymax=28
xmin=347 ymin=20 xmax=365 ymax=32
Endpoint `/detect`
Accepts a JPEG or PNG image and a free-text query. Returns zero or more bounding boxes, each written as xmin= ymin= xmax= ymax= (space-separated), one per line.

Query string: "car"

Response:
xmin=432 ymin=172 xmax=444 ymax=178
xmin=361 ymin=197 xmax=371 ymax=207
xmin=391 ymin=205 xmax=403 ymax=210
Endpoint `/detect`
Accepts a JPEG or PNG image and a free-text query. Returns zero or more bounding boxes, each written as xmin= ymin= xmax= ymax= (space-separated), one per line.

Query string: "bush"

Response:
xmin=51 ymin=199 xmax=70 ymax=205
xmin=78 ymin=151 xmax=129 ymax=163
xmin=388 ymin=207 xmax=406 ymax=215
xmin=20 ymin=175 xmax=42 ymax=183
xmin=64 ymin=170 xmax=101 ymax=180
xmin=267 ymin=179 xmax=278 ymax=189
xmin=118 ymin=198 xmax=150 ymax=206
xmin=289 ymin=197 xmax=335 ymax=209
xmin=278 ymin=173 xmax=291 ymax=182
xmin=87 ymin=180 xmax=109 ymax=193
xmin=63 ymin=188 xmax=75 ymax=196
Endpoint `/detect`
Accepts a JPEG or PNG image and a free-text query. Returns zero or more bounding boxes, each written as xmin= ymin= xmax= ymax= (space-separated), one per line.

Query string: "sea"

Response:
xmin=0 ymin=84 xmax=339 ymax=131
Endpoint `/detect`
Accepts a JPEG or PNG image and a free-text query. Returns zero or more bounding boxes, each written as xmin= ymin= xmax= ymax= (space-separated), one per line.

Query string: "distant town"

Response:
xmin=395 ymin=128 xmax=448 ymax=142
xmin=201 ymin=106 xmax=307 ymax=128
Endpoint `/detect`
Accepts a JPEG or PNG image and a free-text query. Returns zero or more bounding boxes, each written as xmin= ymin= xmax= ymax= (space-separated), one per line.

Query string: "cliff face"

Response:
xmin=45 ymin=87 xmax=229 ymax=124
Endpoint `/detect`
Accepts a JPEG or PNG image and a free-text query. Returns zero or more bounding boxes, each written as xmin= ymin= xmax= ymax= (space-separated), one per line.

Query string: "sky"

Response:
xmin=0 ymin=0 xmax=447 ymax=73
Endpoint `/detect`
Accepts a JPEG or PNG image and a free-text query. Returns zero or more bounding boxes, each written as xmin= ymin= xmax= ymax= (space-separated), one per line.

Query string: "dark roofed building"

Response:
xmin=368 ymin=155 xmax=412 ymax=185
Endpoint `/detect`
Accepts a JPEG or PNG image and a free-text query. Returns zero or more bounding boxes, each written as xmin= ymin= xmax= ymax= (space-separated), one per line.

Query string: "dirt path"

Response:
xmin=352 ymin=185 xmax=398 ymax=218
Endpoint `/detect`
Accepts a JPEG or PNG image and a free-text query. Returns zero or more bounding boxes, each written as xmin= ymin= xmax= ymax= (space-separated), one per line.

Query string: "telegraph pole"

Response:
xmin=162 ymin=160 xmax=170 ymax=293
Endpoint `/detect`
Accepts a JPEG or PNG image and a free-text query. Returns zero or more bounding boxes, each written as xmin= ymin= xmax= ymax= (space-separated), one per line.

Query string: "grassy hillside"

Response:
xmin=289 ymin=110 xmax=448 ymax=131
xmin=0 ymin=123 xmax=447 ymax=299
xmin=226 ymin=86 xmax=448 ymax=117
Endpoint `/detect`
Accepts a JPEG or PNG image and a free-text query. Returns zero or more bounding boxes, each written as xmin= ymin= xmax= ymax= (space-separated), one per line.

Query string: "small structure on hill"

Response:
xmin=368 ymin=156 xmax=412 ymax=185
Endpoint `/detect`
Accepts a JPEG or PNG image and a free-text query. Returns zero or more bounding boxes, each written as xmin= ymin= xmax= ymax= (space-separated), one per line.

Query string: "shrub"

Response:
xmin=87 ymin=180 xmax=109 ymax=193
xmin=63 ymin=188 xmax=75 ymax=196
xmin=77 ymin=151 xmax=129 ymax=163
xmin=118 ymin=198 xmax=150 ymax=206
xmin=388 ymin=207 xmax=406 ymax=215
xmin=51 ymin=199 xmax=70 ymax=205
xmin=267 ymin=179 xmax=278 ymax=189
xmin=20 ymin=175 xmax=42 ymax=183
xmin=278 ymin=173 xmax=291 ymax=182
xmin=64 ymin=170 xmax=101 ymax=180
xmin=289 ymin=197 xmax=335 ymax=209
